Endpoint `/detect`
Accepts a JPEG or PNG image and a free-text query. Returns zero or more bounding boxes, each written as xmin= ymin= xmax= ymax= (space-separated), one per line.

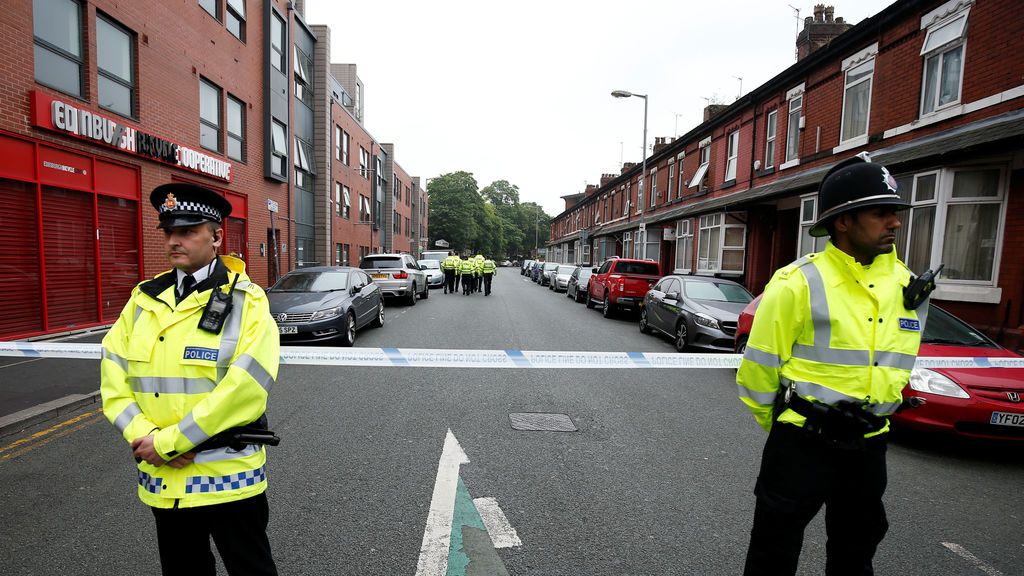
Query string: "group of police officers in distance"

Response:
xmin=440 ymin=252 xmax=497 ymax=296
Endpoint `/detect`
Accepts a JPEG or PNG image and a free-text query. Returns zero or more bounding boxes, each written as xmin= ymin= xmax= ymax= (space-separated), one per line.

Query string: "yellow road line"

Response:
xmin=0 ymin=409 xmax=104 ymax=463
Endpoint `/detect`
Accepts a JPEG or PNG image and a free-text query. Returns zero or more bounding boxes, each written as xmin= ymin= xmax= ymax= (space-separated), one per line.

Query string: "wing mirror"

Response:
xmin=591 ymin=268 xmax=598 ymax=274
xmin=420 ymin=264 xmax=428 ymax=270
xmin=350 ymin=285 xmax=361 ymax=295
xmin=665 ymin=291 xmax=680 ymax=301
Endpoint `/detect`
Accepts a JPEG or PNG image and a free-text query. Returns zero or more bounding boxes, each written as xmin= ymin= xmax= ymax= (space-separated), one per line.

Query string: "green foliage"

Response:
xmin=427 ymin=173 xmax=550 ymax=259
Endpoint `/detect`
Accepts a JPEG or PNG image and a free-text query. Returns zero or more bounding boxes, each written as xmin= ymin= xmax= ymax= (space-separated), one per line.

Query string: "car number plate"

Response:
xmin=372 ymin=274 xmax=387 ymax=279
xmin=990 ymin=411 xmax=1024 ymax=427
xmin=278 ymin=326 xmax=297 ymax=334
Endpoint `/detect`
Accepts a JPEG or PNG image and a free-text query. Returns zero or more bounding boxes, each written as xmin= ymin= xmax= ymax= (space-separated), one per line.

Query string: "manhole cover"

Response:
xmin=509 ymin=413 xmax=577 ymax=432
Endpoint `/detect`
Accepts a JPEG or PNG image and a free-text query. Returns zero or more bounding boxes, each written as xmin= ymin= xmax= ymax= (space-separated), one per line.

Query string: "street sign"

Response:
xmin=435 ymin=239 xmax=450 ymax=248
xmin=267 ymin=199 xmax=279 ymax=213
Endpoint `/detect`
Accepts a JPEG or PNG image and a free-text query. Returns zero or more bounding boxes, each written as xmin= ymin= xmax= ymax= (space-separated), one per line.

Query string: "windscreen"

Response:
xmin=558 ymin=265 xmax=576 ymax=275
xmin=271 ymin=271 xmax=349 ymax=292
xmin=418 ymin=260 xmax=441 ymax=269
xmin=360 ymin=257 xmax=403 ymax=269
xmin=683 ymin=280 xmax=753 ymax=303
xmin=922 ymin=305 xmax=997 ymax=347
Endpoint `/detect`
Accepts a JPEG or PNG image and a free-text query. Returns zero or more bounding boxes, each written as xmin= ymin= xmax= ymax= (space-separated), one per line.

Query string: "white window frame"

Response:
xmin=622 ymin=232 xmax=632 ymax=259
xmin=919 ymin=1 xmax=970 ymax=117
xmin=342 ymin=185 xmax=351 ymax=219
xmin=782 ymin=83 xmax=805 ymax=169
xmin=637 ymin=176 xmax=645 ymax=213
xmin=666 ymin=164 xmax=674 ymax=203
xmin=839 ymin=44 xmax=877 ymax=146
xmin=676 ymin=156 xmax=685 ymax=199
xmin=797 ymin=194 xmax=828 ymax=256
xmin=675 ymin=219 xmax=693 ymax=273
xmin=689 ymin=140 xmax=710 ymax=189
xmin=649 ymin=168 xmax=658 ymax=207
xmin=724 ymin=130 xmax=739 ymax=182
xmin=697 ymin=213 xmax=747 ymax=274
xmin=764 ymin=110 xmax=777 ymax=170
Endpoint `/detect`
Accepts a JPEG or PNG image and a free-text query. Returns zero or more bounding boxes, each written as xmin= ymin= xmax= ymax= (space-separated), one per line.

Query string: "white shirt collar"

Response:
xmin=176 ymin=258 xmax=218 ymax=293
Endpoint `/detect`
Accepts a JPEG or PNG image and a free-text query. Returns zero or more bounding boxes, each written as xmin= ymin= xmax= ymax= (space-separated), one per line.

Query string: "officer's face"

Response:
xmin=835 ymin=207 xmax=902 ymax=263
xmin=163 ymin=223 xmax=223 ymax=273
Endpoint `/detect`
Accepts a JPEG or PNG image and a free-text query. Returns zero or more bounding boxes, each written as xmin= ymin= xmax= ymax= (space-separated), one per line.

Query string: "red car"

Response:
xmin=586 ymin=257 xmax=661 ymax=318
xmin=735 ymin=296 xmax=1024 ymax=441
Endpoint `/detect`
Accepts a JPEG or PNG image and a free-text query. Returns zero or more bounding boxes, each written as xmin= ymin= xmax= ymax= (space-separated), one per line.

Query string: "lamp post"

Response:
xmin=611 ymin=89 xmax=648 ymax=259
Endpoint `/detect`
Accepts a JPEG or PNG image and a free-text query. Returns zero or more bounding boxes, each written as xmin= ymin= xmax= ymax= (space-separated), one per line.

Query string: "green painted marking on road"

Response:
xmin=446 ymin=477 xmax=509 ymax=576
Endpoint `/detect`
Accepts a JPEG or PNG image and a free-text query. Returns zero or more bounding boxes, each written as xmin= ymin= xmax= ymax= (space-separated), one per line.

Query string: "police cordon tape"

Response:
xmin=2 ymin=342 xmax=1023 ymax=370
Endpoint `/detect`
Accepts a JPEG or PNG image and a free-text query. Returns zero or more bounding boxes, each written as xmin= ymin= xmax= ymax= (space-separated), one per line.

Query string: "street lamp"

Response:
xmin=611 ymin=89 xmax=648 ymax=259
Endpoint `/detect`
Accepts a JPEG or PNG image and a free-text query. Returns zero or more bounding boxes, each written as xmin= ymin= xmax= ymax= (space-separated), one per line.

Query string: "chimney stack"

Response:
xmin=796 ymin=5 xmax=853 ymax=61
xmin=600 ymin=173 xmax=617 ymax=187
xmin=652 ymin=136 xmax=673 ymax=154
xmin=703 ymin=104 xmax=728 ymax=122
xmin=621 ymin=162 xmax=637 ymax=175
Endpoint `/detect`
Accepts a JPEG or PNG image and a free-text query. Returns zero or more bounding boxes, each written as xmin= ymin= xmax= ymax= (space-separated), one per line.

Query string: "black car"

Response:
xmin=566 ymin=266 xmax=593 ymax=303
xmin=268 ymin=266 xmax=384 ymax=347
xmin=639 ymin=275 xmax=753 ymax=352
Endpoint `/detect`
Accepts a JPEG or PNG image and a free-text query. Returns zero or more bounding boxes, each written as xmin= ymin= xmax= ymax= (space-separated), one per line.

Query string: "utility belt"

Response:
xmin=775 ymin=384 xmax=886 ymax=450
xmin=194 ymin=414 xmax=280 ymax=452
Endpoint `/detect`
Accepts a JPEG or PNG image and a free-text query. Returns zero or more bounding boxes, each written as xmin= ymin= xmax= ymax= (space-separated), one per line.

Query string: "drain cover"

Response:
xmin=509 ymin=412 xmax=577 ymax=432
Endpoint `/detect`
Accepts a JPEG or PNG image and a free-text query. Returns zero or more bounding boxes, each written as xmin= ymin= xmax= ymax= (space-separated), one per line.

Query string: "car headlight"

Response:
xmin=908 ymin=368 xmax=970 ymax=399
xmin=693 ymin=313 xmax=720 ymax=330
xmin=310 ymin=305 xmax=343 ymax=321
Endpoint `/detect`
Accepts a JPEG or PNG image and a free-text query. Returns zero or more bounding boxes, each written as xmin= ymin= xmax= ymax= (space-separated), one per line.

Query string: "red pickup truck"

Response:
xmin=586 ymin=258 xmax=662 ymax=318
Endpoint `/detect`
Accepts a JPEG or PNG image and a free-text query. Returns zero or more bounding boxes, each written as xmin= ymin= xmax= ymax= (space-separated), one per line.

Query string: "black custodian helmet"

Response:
xmin=809 ymin=152 xmax=910 ymax=237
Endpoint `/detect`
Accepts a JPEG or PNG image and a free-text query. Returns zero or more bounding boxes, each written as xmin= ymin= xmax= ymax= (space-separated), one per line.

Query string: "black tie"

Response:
xmin=179 ymin=274 xmax=196 ymax=301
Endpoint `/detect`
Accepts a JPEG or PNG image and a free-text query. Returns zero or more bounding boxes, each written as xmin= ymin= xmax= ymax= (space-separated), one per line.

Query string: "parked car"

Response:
xmin=500 ymin=260 xmax=513 ymax=267
xmin=539 ymin=262 xmax=560 ymax=287
xmin=521 ymin=259 xmax=534 ymax=276
xmin=359 ymin=253 xmax=428 ymax=305
xmin=587 ymin=258 xmax=661 ymax=318
xmin=640 ymin=275 xmax=752 ymax=352
xmin=566 ymin=266 xmax=594 ymax=303
xmin=268 ymin=267 xmax=384 ymax=347
xmin=735 ymin=297 xmax=1024 ymax=441
xmin=549 ymin=265 xmax=576 ymax=292
xmin=417 ymin=259 xmax=445 ymax=289
xmin=530 ymin=261 xmax=545 ymax=282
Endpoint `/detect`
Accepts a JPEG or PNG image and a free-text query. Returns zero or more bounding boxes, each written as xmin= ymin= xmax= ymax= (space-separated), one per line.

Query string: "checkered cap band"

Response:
xmin=138 ymin=470 xmax=163 ymax=494
xmin=160 ymin=200 xmax=221 ymax=221
xmin=185 ymin=465 xmax=267 ymax=494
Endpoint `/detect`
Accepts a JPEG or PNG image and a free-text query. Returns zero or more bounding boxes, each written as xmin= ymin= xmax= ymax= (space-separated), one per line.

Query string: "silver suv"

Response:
xmin=360 ymin=253 xmax=429 ymax=305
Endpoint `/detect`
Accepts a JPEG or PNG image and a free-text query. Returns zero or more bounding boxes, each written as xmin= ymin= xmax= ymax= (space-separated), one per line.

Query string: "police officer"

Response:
xmin=442 ymin=251 xmax=459 ymax=294
xmin=481 ymin=257 xmax=497 ymax=296
xmin=459 ymin=256 xmax=476 ymax=295
xmin=101 ymin=183 xmax=280 ymax=576
xmin=453 ymin=253 xmax=463 ymax=293
xmin=473 ymin=253 xmax=485 ymax=293
xmin=737 ymin=154 xmax=927 ymax=576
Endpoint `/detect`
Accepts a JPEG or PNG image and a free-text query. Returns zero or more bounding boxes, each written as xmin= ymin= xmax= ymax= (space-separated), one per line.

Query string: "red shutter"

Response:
xmin=98 ymin=195 xmax=139 ymax=320
xmin=42 ymin=186 xmax=98 ymax=329
xmin=224 ymin=216 xmax=246 ymax=261
xmin=0 ymin=179 xmax=43 ymax=338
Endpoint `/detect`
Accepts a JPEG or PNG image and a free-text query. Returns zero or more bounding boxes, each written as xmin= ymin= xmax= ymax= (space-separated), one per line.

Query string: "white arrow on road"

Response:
xmin=415 ymin=429 xmax=470 ymax=576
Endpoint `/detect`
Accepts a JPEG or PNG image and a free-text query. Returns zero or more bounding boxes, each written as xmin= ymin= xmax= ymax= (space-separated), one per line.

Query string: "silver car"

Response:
xmin=417 ymin=259 xmax=445 ymax=289
xmin=639 ymin=275 xmax=753 ymax=352
xmin=267 ymin=267 xmax=384 ymax=347
xmin=539 ymin=262 xmax=560 ymax=286
xmin=548 ymin=265 xmax=576 ymax=292
xmin=360 ymin=253 xmax=429 ymax=305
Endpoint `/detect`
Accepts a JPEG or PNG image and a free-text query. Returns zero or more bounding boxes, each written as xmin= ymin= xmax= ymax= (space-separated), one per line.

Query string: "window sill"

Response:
xmin=721 ymin=179 xmax=737 ymax=190
xmin=832 ymin=135 xmax=869 ymax=155
xmin=759 ymin=167 xmax=775 ymax=177
xmin=779 ymin=158 xmax=800 ymax=171
xmin=933 ymin=284 xmax=1002 ymax=305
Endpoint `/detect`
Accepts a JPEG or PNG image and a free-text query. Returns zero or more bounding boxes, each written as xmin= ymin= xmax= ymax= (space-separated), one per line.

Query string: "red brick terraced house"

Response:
xmin=548 ymin=0 xmax=1024 ymax=349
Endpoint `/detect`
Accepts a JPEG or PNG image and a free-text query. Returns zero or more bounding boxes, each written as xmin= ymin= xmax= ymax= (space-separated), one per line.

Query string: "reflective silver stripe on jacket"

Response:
xmin=113 ymin=402 xmax=142 ymax=433
xmin=216 ymin=290 xmax=248 ymax=382
xmin=178 ymin=413 xmax=210 ymax=446
xmin=787 ymin=378 xmax=901 ymax=415
xmin=874 ymin=351 xmax=917 ymax=370
xmin=135 ymin=305 xmax=144 ymax=322
xmin=193 ymin=444 xmax=261 ymax=464
xmin=233 ymin=353 xmax=274 ymax=392
xmin=130 ymin=376 xmax=216 ymax=395
xmin=102 ymin=347 xmax=129 ymax=372
xmin=792 ymin=344 xmax=870 ymax=366
xmin=737 ymin=384 xmax=779 ymax=406
xmin=743 ymin=347 xmax=782 ymax=368
xmin=799 ymin=262 xmax=832 ymax=350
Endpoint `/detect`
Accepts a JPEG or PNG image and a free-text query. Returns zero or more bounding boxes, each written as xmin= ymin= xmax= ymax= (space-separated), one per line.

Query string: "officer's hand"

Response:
xmin=131 ymin=435 xmax=167 ymax=467
xmin=166 ymin=452 xmax=196 ymax=469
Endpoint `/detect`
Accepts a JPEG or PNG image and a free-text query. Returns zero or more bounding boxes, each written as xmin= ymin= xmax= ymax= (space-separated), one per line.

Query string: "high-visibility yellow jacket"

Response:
xmin=473 ymin=255 xmax=484 ymax=276
xmin=100 ymin=256 xmax=279 ymax=509
xmin=443 ymin=255 xmax=460 ymax=271
xmin=737 ymin=242 xmax=924 ymax=435
xmin=482 ymin=260 xmax=496 ymax=274
xmin=459 ymin=259 xmax=476 ymax=275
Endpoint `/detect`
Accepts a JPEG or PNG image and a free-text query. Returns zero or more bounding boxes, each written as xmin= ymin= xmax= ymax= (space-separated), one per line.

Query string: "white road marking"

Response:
xmin=941 ymin=542 xmax=1005 ymax=576
xmin=415 ymin=429 xmax=470 ymax=576
xmin=0 ymin=358 xmax=44 ymax=369
xmin=473 ymin=497 xmax=522 ymax=549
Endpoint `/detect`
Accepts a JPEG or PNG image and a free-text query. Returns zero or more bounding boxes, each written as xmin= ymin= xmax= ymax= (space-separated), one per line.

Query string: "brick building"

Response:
xmin=548 ymin=0 xmax=1024 ymax=348
xmin=0 ymin=0 xmax=425 ymax=339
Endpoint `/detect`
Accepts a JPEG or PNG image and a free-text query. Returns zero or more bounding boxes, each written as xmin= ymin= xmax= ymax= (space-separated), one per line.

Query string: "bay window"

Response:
xmin=697 ymin=213 xmax=746 ymax=274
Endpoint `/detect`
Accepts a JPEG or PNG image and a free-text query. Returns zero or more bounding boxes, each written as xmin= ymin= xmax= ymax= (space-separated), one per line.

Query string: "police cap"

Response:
xmin=809 ymin=152 xmax=910 ymax=237
xmin=150 ymin=183 xmax=232 ymax=229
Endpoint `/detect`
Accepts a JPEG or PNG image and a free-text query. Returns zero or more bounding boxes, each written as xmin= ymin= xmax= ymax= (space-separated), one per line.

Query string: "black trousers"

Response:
xmin=454 ymin=274 xmax=461 ymax=291
xmin=463 ymin=275 xmax=473 ymax=295
xmin=444 ymin=270 xmax=455 ymax=293
xmin=483 ymin=274 xmax=493 ymax=295
xmin=744 ymin=424 xmax=888 ymax=576
xmin=151 ymin=493 xmax=278 ymax=576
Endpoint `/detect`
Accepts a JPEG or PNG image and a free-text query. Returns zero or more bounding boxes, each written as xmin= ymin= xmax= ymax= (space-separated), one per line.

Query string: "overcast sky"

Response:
xmin=305 ymin=0 xmax=897 ymax=217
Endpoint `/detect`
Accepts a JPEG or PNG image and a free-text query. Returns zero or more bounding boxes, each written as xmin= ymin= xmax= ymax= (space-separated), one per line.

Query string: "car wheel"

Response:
xmin=735 ymin=336 xmax=747 ymax=356
xmin=371 ymin=300 xmax=385 ymax=328
xmin=639 ymin=308 xmax=651 ymax=334
xmin=586 ymin=291 xmax=595 ymax=309
xmin=602 ymin=294 xmax=614 ymax=318
xmin=407 ymin=283 xmax=417 ymax=306
xmin=421 ymin=282 xmax=429 ymax=300
xmin=674 ymin=321 xmax=688 ymax=352
xmin=339 ymin=312 xmax=356 ymax=347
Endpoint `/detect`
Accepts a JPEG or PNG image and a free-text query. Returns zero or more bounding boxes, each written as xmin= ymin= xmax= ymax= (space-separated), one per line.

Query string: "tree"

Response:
xmin=427 ymin=172 xmax=483 ymax=254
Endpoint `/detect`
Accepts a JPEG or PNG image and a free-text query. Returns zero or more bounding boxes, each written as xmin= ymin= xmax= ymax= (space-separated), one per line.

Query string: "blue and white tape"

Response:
xmin=1 ymin=341 xmax=1022 ymax=369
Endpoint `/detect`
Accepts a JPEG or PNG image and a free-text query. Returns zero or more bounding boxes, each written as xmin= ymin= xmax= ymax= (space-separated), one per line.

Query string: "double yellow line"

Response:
xmin=0 ymin=410 xmax=104 ymax=463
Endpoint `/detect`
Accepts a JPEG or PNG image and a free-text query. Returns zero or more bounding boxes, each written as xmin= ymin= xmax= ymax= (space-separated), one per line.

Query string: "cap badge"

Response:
xmin=164 ymin=193 xmax=178 ymax=210
xmin=881 ymin=167 xmax=898 ymax=194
